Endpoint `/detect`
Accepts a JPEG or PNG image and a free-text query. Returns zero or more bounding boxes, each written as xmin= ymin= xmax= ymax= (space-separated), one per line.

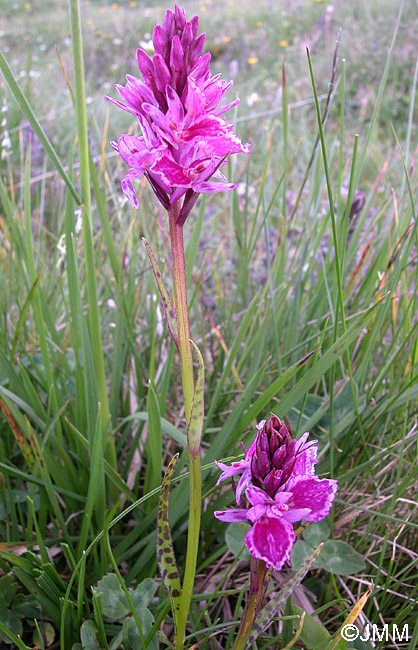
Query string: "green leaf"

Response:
xmin=0 ymin=577 xmax=17 ymax=608
xmin=188 ymin=340 xmax=205 ymax=453
xmin=292 ymin=604 xmax=331 ymax=650
xmin=123 ymin=608 xmax=157 ymax=650
xmin=33 ymin=622 xmax=55 ymax=648
xmin=79 ymin=620 xmax=101 ymax=650
xmin=303 ymin=520 xmax=331 ymax=547
xmin=143 ymin=238 xmax=178 ymax=349
xmin=291 ymin=539 xmax=365 ymax=575
xmin=225 ymin=522 xmax=251 ymax=562
xmin=156 ymin=454 xmax=182 ymax=631
xmin=316 ymin=540 xmax=366 ymax=575
xmin=0 ymin=608 xmax=23 ymax=644
xmin=244 ymin=544 xmax=323 ymax=650
xmin=132 ymin=579 xmax=158 ymax=610
xmin=11 ymin=595 xmax=41 ymax=620
xmin=94 ymin=574 xmax=130 ymax=621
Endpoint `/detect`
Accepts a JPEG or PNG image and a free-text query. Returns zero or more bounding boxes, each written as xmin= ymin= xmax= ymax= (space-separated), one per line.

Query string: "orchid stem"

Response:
xmin=169 ymin=202 xmax=194 ymax=419
xmin=169 ymin=201 xmax=202 ymax=650
xmin=231 ymin=559 xmax=269 ymax=650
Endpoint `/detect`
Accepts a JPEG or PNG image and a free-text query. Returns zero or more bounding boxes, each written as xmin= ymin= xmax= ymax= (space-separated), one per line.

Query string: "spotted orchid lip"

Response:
xmin=107 ymin=4 xmax=250 ymax=217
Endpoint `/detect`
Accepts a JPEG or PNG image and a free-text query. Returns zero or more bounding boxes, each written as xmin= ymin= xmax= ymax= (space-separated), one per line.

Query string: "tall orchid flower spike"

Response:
xmin=107 ymin=4 xmax=250 ymax=222
xmin=215 ymin=415 xmax=338 ymax=571
xmin=108 ymin=8 xmax=250 ymax=650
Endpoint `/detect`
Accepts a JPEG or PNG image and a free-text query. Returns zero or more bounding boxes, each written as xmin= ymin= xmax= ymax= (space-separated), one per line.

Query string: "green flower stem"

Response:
xmin=231 ymin=559 xmax=269 ymax=650
xmin=168 ymin=202 xmax=202 ymax=649
xmin=176 ymin=453 xmax=201 ymax=649
xmin=168 ymin=202 xmax=194 ymax=419
xmin=69 ymin=0 xmax=117 ymax=484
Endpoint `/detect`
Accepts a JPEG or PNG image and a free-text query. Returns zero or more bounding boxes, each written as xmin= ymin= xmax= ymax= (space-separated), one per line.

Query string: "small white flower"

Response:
xmin=246 ymin=92 xmax=260 ymax=107
xmin=139 ymin=39 xmax=154 ymax=53
xmin=1 ymin=132 xmax=11 ymax=150
xmin=74 ymin=208 xmax=82 ymax=234
xmin=56 ymin=234 xmax=67 ymax=268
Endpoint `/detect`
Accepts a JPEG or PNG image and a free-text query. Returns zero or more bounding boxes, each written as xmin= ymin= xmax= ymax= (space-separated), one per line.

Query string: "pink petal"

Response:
xmin=189 ymin=33 xmax=205 ymax=66
xmin=288 ymin=476 xmax=338 ymax=522
xmin=235 ymin=468 xmax=252 ymax=505
xmin=190 ymin=15 xmax=199 ymax=39
xmin=291 ymin=432 xmax=319 ymax=478
xmin=105 ymin=94 xmax=140 ymax=117
xmin=151 ymin=156 xmax=191 ymax=186
xmin=246 ymin=485 xmax=273 ymax=507
xmin=162 ymin=9 xmax=174 ymax=36
xmin=170 ymin=35 xmax=184 ymax=71
xmin=282 ymin=507 xmax=311 ymax=523
xmin=153 ymin=53 xmax=171 ymax=92
xmin=247 ymin=503 xmax=269 ymax=523
xmin=136 ymin=48 xmax=154 ymax=82
xmin=245 ymin=516 xmax=295 ymax=571
xmin=213 ymin=97 xmax=240 ymax=117
xmin=180 ymin=21 xmax=193 ymax=49
xmin=152 ymin=25 xmax=167 ymax=58
xmin=214 ymin=509 xmax=248 ymax=523
xmin=214 ymin=459 xmax=247 ymax=485
xmin=121 ymin=173 xmax=139 ymax=208
xmin=192 ymin=180 xmax=236 ymax=194
xmin=174 ymin=4 xmax=186 ymax=31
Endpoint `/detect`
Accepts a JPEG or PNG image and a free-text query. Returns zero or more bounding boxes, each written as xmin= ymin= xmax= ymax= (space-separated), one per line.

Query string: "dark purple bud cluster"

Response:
xmin=250 ymin=416 xmax=298 ymax=497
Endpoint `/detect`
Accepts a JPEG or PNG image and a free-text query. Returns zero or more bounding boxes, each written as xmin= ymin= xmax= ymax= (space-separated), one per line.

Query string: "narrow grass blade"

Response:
xmin=244 ymin=544 xmax=323 ymax=650
xmin=324 ymin=589 xmax=371 ymax=650
xmin=25 ymin=418 xmax=72 ymax=547
xmin=205 ymin=289 xmax=262 ymax=428
xmin=0 ymin=50 xmax=81 ymax=204
xmin=10 ymin=271 xmax=42 ymax=358
xmin=156 ymin=454 xmax=182 ymax=634
xmin=144 ymin=380 xmax=163 ymax=504
xmin=185 ymin=194 xmax=206 ymax=286
xmin=64 ymin=418 xmax=135 ymax=501
xmin=115 ymin=411 xmax=187 ymax=448
xmin=0 ymin=397 xmax=35 ymax=468
xmin=238 ymin=348 xmax=318 ymax=431
xmin=77 ymin=404 xmax=106 ymax=558
xmin=69 ymin=0 xmax=114 ymax=479
xmin=143 ymin=238 xmax=179 ymax=350
xmin=273 ymin=297 xmax=386 ymax=420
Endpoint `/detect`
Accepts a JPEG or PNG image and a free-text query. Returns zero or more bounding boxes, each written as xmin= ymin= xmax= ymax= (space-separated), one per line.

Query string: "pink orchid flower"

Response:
xmin=107 ymin=5 xmax=250 ymax=221
xmin=215 ymin=416 xmax=338 ymax=571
